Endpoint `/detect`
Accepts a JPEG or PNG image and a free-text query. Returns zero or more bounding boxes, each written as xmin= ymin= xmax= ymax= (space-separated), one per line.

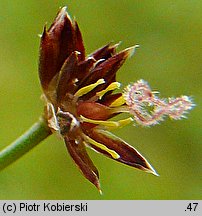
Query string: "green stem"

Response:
xmin=0 ymin=117 xmax=51 ymax=171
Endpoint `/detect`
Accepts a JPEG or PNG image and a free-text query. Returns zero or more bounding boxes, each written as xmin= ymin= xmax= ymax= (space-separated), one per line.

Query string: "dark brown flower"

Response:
xmin=38 ymin=7 xmax=194 ymax=192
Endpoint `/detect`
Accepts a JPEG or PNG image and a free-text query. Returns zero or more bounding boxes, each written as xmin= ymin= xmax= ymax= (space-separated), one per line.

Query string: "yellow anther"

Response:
xmin=84 ymin=135 xmax=120 ymax=159
xmin=103 ymin=117 xmax=133 ymax=130
xmin=80 ymin=115 xmax=133 ymax=130
xmin=116 ymin=117 xmax=134 ymax=128
xmin=74 ymin=78 xmax=105 ymax=98
xmin=110 ymin=95 xmax=126 ymax=107
xmin=80 ymin=115 xmax=119 ymax=127
xmin=96 ymin=82 xmax=121 ymax=99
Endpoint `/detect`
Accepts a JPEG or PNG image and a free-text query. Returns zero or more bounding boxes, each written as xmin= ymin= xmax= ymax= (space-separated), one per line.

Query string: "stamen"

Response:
xmin=109 ymin=95 xmax=126 ymax=107
xmin=74 ymin=78 xmax=105 ymax=98
xmin=80 ymin=115 xmax=133 ymax=130
xmin=116 ymin=117 xmax=134 ymax=128
xmin=80 ymin=115 xmax=119 ymax=127
xmin=84 ymin=135 xmax=120 ymax=159
xmin=96 ymin=82 xmax=121 ymax=99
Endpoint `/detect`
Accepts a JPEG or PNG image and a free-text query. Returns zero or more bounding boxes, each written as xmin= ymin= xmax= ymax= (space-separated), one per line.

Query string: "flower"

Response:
xmin=38 ymin=7 xmax=194 ymax=192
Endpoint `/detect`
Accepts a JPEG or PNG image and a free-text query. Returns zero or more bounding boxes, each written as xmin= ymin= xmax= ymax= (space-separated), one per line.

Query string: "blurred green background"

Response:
xmin=0 ymin=0 xmax=201 ymax=199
